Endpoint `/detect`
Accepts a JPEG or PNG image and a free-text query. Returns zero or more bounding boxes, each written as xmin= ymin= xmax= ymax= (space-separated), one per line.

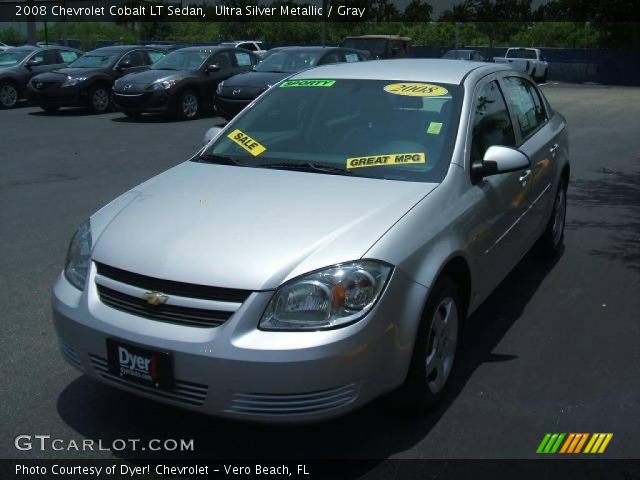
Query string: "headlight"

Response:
xmin=61 ymin=76 xmax=87 ymax=87
xmin=215 ymin=81 xmax=224 ymax=95
xmin=260 ymin=260 xmax=392 ymax=331
xmin=150 ymin=79 xmax=178 ymax=90
xmin=64 ymin=220 xmax=92 ymax=290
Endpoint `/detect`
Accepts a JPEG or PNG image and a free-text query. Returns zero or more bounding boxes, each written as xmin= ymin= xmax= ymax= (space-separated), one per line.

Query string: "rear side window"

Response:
xmin=148 ymin=50 xmax=165 ymax=63
xmin=502 ymin=77 xmax=547 ymax=140
xmin=120 ymin=50 xmax=147 ymax=67
xmin=59 ymin=50 xmax=79 ymax=63
xmin=344 ymin=52 xmax=360 ymax=63
xmin=212 ymin=52 xmax=233 ymax=69
xmin=234 ymin=51 xmax=252 ymax=67
xmin=471 ymin=80 xmax=516 ymax=163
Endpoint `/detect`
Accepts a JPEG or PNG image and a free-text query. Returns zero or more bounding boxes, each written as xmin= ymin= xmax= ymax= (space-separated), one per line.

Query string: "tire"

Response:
xmin=88 ymin=85 xmax=111 ymax=113
xmin=124 ymin=111 xmax=142 ymax=119
xmin=535 ymin=178 xmax=567 ymax=257
xmin=176 ymin=90 xmax=199 ymax=120
xmin=41 ymin=105 xmax=59 ymax=113
xmin=0 ymin=82 xmax=19 ymax=108
xmin=393 ymin=275 xmax=463 ymax=414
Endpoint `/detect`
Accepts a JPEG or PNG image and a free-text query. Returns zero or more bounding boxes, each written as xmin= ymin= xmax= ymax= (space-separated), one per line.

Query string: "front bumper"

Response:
xmin=52 ymin=264 xmax=428 ymax=423
xmin=215 ymin=96 xmax=252 ymax=118
xmin=28 ymin=84 xmax=86 ymax=107
xmin=112 ymin=90 xmax=172 ymax=113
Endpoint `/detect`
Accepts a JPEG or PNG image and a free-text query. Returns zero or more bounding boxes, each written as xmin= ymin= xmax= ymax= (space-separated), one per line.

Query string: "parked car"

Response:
xmin=0 ymin=45 xmax=83 ymax=108
xmin=28 ymin=45 xmax=166 ymax=113
xmin=53 ymin=59 xmax=569 ymax=422
xmin=442 ymin=49 xmax=488 ymax=62
xmin=215 ymin=46 xmax=369 ymax=119
xmin=218 ymin=41 xmax=268 ymax=58
xmin=0 ymin=42 xmax=14 ymax=52
xmin=113 ymin=46 xmax=259 ymax=120
xmin=494 ymin=47 xmax=548 ymax=82
xmin=341 ymin=35 xmax=412 ymax=59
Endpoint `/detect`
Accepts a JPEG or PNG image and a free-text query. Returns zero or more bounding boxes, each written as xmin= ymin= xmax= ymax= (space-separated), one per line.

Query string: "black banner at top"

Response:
xmin=1 ymin=0 xmax=640 ymax=23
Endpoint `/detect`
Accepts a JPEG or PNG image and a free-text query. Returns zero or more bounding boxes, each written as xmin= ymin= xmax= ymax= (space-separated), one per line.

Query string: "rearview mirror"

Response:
xmin=206 ymin=64 xmax=220 ymax=72
xmin=202 ymin=126 xmax=223 ymax=146
xmin=472 ymin=146 xmax=530 ymax=178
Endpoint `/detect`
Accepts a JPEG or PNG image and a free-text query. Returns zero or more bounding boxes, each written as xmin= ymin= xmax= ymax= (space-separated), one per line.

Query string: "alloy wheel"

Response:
xmin=181 ymin=93 xmax=198 ymax=118
xmin=425 ymin=297 xmax=459 ymax=394
xmin=0 ymin=83 xmax=18 ymax=107
xmin=92 ymin=89 xmax=110 ymax=112
xmin=552 ymin=187 xmax=566 ymax=245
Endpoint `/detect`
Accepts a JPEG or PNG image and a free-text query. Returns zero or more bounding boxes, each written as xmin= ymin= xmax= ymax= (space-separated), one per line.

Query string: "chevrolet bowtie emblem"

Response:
xmin=143 ymin=291 xmax=169 ymax=306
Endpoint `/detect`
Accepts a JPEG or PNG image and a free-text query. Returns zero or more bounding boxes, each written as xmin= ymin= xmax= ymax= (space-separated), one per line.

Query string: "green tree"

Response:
xmin=403 ymin=0 xmax=433 ymax=22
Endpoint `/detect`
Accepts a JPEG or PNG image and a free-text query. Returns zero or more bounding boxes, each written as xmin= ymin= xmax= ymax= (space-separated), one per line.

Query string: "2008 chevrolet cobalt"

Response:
xmin=53 ymin=59 xmax=569 ymax=421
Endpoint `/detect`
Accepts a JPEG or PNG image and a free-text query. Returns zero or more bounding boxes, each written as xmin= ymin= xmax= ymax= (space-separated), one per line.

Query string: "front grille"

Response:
xmin=89 ymin=354 xmax=208 ymax=406
xmin=226 ymin=384 xmax=359 ymax=416
xmin=95 ymin=262 xmax=251 ymax=303
xmin=97 ymin=285 xmax=232 ymax=328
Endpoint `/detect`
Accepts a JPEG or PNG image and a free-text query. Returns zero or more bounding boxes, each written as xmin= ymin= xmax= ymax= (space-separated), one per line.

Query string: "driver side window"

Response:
xmin=471 ymin=80 xmax=515 ymax=164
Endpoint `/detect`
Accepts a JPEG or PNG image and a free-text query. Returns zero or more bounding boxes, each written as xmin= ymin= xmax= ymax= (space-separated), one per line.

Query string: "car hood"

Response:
xmin=91 ymin=161 xmax=437 ymax=291
xmin=34 ymin=67 xmax=106 ymax=80
xmin=224 ymin=71 xmax=289 ymax=88
xmin=117 ymin=69 xmax=189 ymax=88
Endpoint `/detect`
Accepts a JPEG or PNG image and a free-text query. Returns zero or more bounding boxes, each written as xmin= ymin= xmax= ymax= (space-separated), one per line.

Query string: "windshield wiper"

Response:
xmin=198 ymin=154 xmax=252 ymax=167
xmin=257 ymin=161 xmax=352 ymax=176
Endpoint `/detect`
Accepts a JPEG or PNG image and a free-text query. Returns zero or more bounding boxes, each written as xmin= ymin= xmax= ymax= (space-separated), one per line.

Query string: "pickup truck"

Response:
xmin=494 ymin=48 xmax=548 ymax=82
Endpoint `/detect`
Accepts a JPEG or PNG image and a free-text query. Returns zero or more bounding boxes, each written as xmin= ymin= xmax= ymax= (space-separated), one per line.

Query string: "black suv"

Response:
xmin=113 ymin=46 xmax=258 ymax=120
xmin=0 ymin=45 xmax=83 ymax=108
xmin=28 ymin=45 xmax=165 ymax=113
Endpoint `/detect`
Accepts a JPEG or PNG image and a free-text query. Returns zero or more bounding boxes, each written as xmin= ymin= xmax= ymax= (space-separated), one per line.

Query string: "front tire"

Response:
xmin=88 ymin=85 xmax=111 ymax=113
xmin=176 ymin=90 xmax=199 ymax=120
xmin=394 ymin=275 xmax=463 ymax=414
xmin=535 ymin=179 xmax=567 ymax=257
xmin=0 ymin=82 xmax=19 ymax=108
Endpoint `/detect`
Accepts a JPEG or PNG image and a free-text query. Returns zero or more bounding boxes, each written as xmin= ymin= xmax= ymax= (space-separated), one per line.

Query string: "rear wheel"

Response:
xmin=394 ymin=275 xmax=462 ymax=414
xmin=535 ymin=179 xmax=567 ymax=256
xmin=88 ymin=85 xmax=111 ymax=113
xmin=176 ymin=90 xmax=199 ymax=120
xmin=0 ymin=82 xmax=19 ymax=108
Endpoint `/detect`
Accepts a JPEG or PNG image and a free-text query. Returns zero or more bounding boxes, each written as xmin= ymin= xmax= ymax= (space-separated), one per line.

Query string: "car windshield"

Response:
xmin=0 ymin=50 xmax=30 ymax=66
xmin=200 ymin=79 xmax=462 ymax=183
xmin=256 ymin=51 xmax=323 ymax=73
xmin=152 ymin=50 xmax=209 ymax=71
xmin=69 ymin=54 xmax=117 ymax=68
xmin=507 ymin=49 xmax=537 ymax=59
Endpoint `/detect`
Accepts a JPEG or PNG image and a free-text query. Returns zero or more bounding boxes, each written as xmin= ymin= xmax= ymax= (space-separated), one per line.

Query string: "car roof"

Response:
xmin=291 ymin=59 xmax=511 ymax=84
xmin=271 ymin=46 xmax=343 ymax=53
xmin=172 ymin=46 xmax=227 ymax=53
xmin=89 ymin=45 xmax=152 ymax=54
xmin=344 ymin=35 xmax=412 ymax=41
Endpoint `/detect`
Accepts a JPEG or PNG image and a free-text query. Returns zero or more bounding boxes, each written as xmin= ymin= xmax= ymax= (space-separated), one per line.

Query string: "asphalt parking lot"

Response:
xmin=1 ymin=84 xmax=639 ymax=462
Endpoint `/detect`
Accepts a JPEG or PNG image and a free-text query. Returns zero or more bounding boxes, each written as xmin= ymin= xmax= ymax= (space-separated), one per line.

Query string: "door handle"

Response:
xmin=519 ymin=169 xmax=532 ymax=186
xmin=549 ymin=143 xmax=560 ymax=155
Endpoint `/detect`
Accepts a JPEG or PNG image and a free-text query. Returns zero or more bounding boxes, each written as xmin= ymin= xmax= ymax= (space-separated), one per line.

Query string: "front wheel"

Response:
xmin=88 ymin=86 xmax=111 ymax=113
xmin=393 ymin=275 xmax=463 ymax=414
xmin=176 ymin=90 xmax=199 ymax=120
xmin=535 ymin=179 xmax=567 ymax=257
xmin=0 ymin=82 xmax=19 ymax=108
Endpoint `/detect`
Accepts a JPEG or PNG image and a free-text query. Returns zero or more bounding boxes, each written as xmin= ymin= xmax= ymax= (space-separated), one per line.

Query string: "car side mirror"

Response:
xmin=203 ymin=126 xmax=223 ymax=146
xmin=26 ymin=59 xmax=41 ymax=67
xmin=472 ymin=146 xmax=530 ymax=179
xmin=117 ymin=61 xmax=132 ymax=71
xmin=206 ymin=64 xmax=220 ymax=72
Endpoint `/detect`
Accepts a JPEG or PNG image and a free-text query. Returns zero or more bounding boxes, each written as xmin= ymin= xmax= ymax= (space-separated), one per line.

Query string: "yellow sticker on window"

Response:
xmin=384 ymin=83 xmax=448 ymax=97
xmin=227 ymin=129 xmax=266 ymax=157
xmin=427 ymin=122 xmax=443 ymax=134
xmin=346 ymin=152 xmax=426 ymax=170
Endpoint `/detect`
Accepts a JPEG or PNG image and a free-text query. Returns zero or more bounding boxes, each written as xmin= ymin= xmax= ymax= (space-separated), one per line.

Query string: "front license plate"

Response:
xmin=106 ymin=339 xmax=173 ymax=389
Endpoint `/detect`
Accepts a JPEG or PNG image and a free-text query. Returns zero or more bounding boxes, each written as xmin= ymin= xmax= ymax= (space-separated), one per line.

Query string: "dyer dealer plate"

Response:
xmin=106 ymin=338 xmax=173 ymax=389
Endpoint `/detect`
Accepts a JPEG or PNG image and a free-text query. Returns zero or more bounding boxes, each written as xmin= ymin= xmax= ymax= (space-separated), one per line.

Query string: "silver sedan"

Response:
xmin=53 ymin=59 xmax=569 ymax=422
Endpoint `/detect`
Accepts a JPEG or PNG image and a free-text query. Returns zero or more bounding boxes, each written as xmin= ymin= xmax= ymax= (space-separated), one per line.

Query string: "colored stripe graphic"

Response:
xmin=540 ymin=433 xmax=613 ymax=454
xmin=537 ymin=433 xmax=565 ymax=454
